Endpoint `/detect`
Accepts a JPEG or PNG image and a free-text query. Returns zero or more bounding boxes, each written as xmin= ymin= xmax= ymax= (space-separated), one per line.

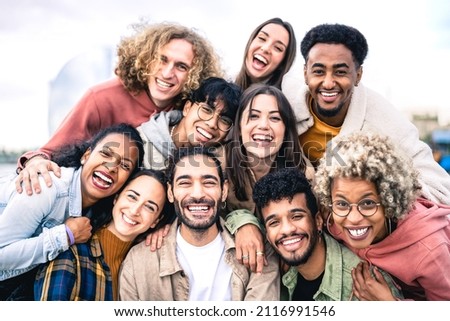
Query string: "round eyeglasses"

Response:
xmin=329 ymin=199 xmax=381 ymax=218
xmin=196 ymin=102 xmax=233 ymax=132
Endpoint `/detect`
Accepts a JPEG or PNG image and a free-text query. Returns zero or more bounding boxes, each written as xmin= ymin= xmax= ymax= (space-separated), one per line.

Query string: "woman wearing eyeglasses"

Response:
xmin=314 ymin=131 xmax=450 ymax=301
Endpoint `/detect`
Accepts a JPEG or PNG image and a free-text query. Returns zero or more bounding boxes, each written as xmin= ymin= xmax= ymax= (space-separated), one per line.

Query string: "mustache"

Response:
xmin=181 ymin=197 xmax=215 ymax=208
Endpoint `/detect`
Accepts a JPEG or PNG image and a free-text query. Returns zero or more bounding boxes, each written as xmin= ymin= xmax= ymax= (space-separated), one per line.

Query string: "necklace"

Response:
xmin=170 ymin=124 xmax=178 ymax=140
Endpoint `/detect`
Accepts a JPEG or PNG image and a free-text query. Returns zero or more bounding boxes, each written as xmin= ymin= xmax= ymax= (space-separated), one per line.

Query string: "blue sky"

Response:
xmin=1 ymin=0 xmax=450 ymax=151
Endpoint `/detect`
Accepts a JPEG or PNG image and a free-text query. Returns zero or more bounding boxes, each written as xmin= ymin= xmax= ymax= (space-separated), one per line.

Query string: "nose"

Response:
xmin=190 ymin=181 xmax=206 ymax=199
xmin=205 ymin=113 xmax=219 ymax=130
xmin=260 ymin=42 xmax=270 ymax=53
xmin=161 ymin=62 xmax=174 ymax=79
xmin=257 ymin=115 xmax=269 ymax=129
xmin=322 ymin=73 xmax=336 ymax=89
xmin=346 ymin=205 xmax=364 ymax=223
xmin=103 ymin=160 xmax=119 ymax=173
xmin=129 ymin=202 xmax=141 ymax=216
xmin=279 ymin=218 xmax=296 ymax=235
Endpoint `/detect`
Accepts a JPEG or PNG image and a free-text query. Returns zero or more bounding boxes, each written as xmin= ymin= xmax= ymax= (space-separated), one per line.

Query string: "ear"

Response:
xmin=81 ymin=147 xmax=92 ymax=164
xmin=182 ymin=101 xmax=194 ymax=117
xmin=355 ymin=66 xmax=363 ymax=86
xmin=221 ymin=180 xmax=229 ymax=202
xmin=315 ymin=211 xmax=324 ymax=230
xmin=167 ymin=182 xmax=174 ymax=203
xmin=303 ymin=64 xmax=308 ymax=84
xmin=113 ymin=193 xmax=119 ymax=206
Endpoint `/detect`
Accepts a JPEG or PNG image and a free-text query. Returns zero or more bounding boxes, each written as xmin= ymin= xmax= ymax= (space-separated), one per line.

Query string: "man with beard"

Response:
xmin=118 ymin=146 xmax=279 ymax=300
xmin=253 ymin=168 xmax=403 ymax=301
xmin=283 ymin=23 xmax=450 ymax=205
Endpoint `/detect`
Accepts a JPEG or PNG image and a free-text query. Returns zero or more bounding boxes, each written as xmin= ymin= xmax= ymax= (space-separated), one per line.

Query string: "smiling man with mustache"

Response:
xmin=119 ymin=146 xmax=279 ymax=301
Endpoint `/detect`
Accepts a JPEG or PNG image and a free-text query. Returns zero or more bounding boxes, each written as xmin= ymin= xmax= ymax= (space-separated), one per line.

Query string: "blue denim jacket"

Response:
xmin=0 ymin=167 xmax=82 ymax=280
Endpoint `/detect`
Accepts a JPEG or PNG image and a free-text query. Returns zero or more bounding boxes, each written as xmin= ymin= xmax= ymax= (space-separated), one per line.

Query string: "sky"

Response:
xmin=1 ymin=0 xmax=450 ymax=152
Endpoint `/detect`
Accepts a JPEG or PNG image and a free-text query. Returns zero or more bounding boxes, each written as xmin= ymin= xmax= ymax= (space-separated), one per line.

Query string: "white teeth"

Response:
xmin=156 ymin=78 xmax=172 ymax=88
xmin=188 ymin=205 xmax=208 ymax=212
xmin=254 ymin=54 xmax=268 ymax=64
xmin=282 ymin=237 xmax=302 ymax=245
xmin=197 ymin=127 xmax=212 ymax=139
xmin=321 ymin=92 xmax=338 ymax=97
xmin=95 ymin=171 xmax=112 ymax=183
xmin=252 ymin=134 xmax=272 ymax=141
xmin=123 ymin=214 xmax=137 ymax=225
xmin=348 ymin=227 xmax=368 ymax=237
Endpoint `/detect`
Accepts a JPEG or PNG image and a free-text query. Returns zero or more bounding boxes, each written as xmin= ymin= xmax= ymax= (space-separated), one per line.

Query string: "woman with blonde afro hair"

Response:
xmin=314 ymin=131 xmax=450 ymax=300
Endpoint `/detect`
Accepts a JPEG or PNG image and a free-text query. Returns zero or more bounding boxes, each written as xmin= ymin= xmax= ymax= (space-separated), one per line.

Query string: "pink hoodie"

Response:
xmin=330 ymin=198 xmax=450 ymax=300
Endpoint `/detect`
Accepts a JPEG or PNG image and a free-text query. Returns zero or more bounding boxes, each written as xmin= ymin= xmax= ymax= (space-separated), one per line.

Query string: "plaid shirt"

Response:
xmin=34 ymin=234 xmax=113 ymax=301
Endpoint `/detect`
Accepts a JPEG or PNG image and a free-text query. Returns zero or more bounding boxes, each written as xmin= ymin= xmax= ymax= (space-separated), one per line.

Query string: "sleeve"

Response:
xmin=17 ymin=88 xmax=102 ymax=169
xmin=244 ymin=240 xmax=280 ymax=300
xmin=0 ymin=182 xmax=69 ymax=269
xmin=224 ymin=209 xmax=263 ymax=235
xmin=34 ymin=249 xmax=77 ymax=300
xmin=118 ymin=252 xmax=140 ymax=300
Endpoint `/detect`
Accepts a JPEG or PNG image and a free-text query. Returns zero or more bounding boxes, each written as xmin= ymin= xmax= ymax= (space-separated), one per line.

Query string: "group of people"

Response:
xmin=1 ymin=17 xmax=449 ymax=301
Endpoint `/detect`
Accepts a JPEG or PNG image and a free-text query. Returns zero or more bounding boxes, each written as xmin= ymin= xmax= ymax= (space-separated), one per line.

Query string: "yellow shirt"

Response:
xmin=299 ymin=99 xmax=341 ymax=167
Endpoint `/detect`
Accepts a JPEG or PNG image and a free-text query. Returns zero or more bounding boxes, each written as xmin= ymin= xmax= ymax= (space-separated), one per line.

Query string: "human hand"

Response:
xmin=235 ymin=224 xmax=267 ymax=274
xmin=15 ymin=157 xmax=61 ymax=195
xmin=65 ymin=217 xmax=92 ymax=244
xmin=145 ymin=224 xmax=170 ymax=251
xmin=352 ymin=261 xmax=396 ymax=301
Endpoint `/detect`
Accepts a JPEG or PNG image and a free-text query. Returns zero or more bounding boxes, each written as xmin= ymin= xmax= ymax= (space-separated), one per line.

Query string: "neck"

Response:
xmin=296 ymin=236 xmax=326 ymax=280
xmin=179 ymin=224 xmax=219 ymax=247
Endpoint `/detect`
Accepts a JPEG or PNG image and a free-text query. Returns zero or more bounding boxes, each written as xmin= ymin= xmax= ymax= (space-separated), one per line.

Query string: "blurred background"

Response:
xmin=1 ymin=0 xmax=450 ymax=174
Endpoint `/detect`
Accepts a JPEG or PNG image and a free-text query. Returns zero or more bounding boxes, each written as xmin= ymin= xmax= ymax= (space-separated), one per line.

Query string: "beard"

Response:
xmin=315 ymin=101 xmax=345 ymax=118
xmin=277 ymin=229 xmax=320 ymax=266
xmin=174 ymin=198 xmax=220 ymax=231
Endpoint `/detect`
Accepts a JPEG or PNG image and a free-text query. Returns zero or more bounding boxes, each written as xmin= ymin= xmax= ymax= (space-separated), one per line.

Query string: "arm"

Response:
xmin=0 ymin=180 xmax=70 ymax=269
xmin=244 ymin=240 xmax=280 ymax=301
xmin=225 ymin=209 xmax=266 ymax=273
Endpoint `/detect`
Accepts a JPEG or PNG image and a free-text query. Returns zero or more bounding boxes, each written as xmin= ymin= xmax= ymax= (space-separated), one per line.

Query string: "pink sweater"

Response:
xmin=18 ymin=77 xmax=173 ymax=168
xmin=331 ymin=198 xmax=450 ymax=300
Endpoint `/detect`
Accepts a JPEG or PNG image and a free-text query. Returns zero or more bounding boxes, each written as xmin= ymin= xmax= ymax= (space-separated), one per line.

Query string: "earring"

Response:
xmin=221 ymin=201 xmax=227 ymax=210
xmin=326 ymin=212 xmax=342 ymax=237
xmin=318 ymin=229 xmax=323 ymax=236
xmin=80 ymin=159 xmax=85 ymax=165
xmin=385 ymin=217 xmax=392 ymax=235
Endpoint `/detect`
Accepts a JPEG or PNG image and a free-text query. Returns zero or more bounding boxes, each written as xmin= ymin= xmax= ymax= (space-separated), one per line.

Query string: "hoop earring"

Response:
xmin=221 ymin=201 xmax=227 ymax=210
xmin=385 ymin=217 xmax=392 ymax=236
xmin=326 ymin=212 xmax=341 ymax=238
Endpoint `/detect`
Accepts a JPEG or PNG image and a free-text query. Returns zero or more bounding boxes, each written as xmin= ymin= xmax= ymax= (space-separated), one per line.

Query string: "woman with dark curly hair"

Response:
xmin=314 ymin=131 xmax=450 ymax=300
xmin=16 ymin=21 xmax=223 ymax=196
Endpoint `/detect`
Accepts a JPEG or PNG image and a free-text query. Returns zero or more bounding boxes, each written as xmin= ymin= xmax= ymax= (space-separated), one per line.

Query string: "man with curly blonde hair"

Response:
xmin=314 ymin=131 xmax=450 ymax=300
xmin=16 ymin=21 xmax=223 ymax=196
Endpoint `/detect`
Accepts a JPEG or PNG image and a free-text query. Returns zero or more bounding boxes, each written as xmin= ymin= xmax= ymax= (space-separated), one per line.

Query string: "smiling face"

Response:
xmin=304 ymin=43 xmax=362 ymax=126
xmin=167 ymin=154 xmax=228 ymax=232
xmin=80 ymin=133 xmax=139 ymax=208
xmin=147 ymin=38 xmax=194 ymax=109
xmin=109 ymin=175 xmax=166 ymax=242
xmin=180 ymin=99 xmax=231 ymax=146
xmin=245 ymin=23 xmax=289 ymax=83
xmin=262 ymin=193 xmax=322 ymax=266
xmin=240 ymin=93 xmax=286 ymax=160
xmin=330 ymin=177 xmax=387 ymax=248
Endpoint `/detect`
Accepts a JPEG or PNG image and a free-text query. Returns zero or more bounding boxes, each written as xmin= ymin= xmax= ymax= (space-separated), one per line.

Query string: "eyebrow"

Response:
xmin=103 ymin=145 xmax=134 ymax=165
xmin=311 ymin=62 xmax=349 ymax=69
xmin=264 ymin=207 xmax=308 ymax=224
xmin=127 ymin=189 xmax=160 ymax=211
xmin=175 ymin=174 xmax=220 ymax=182
xmin=258 ymin=30 xmax=287 ymax=48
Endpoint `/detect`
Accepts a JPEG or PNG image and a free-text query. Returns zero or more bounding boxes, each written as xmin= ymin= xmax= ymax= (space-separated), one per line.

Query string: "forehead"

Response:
xmin=262 ymin=193 xmax=310 ymax=217
xmin=307 ymin=43 xmax=354 ymax=65
xmin=174 ymin=154 xmax=220 ymax=179
xmin=246 ymin=94 xmax=279 ymax=112
xmin=160 ymin=38 xmax=195 ymax=64
xmin=259 ymin=23 xmax=289 ymax=44
xmin=95 ymin=133 xmax=133 ymax=149
xmin=125 ymin=175 xmax=162 ymax=192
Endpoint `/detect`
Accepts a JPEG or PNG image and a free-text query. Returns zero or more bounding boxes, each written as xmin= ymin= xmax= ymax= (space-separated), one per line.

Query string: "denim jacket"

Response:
xmin=0 ymin=167 xmax=82 ymax=280
xmin=281 ymin=233 xmax=404 ymax=301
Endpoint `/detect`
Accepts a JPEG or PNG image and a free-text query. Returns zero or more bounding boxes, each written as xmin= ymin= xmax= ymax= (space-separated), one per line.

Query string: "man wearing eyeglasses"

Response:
xmin=137 ymin=77 xmax=242 ymax=169
xmin=253 ymin=167 xmax=403 ymax=301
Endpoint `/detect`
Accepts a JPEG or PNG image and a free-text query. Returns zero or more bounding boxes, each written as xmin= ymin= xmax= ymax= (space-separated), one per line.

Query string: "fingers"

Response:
xmin=255 ymin=250 xmax=265 ymax=274
xmin=15 ymin=172 xmax=24 ymax=194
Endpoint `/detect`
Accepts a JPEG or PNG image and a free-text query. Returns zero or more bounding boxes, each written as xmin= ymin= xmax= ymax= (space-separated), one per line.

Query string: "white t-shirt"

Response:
xmin=176 ymin=227 xmax=233 ymax=300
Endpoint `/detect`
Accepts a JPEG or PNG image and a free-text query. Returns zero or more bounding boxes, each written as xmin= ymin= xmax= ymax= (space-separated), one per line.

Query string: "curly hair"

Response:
xmin=115 ymin=21 xmax=223 ymax=108
xmin=235 ymin=17 xmax=297 ymax=90
xmin=314 ymin=132 xmax=422 ymax=220
xmin=300 ymin=23 xmax=368 ymax=68
xmin=253 ymin=168 xmax=318 ymax=218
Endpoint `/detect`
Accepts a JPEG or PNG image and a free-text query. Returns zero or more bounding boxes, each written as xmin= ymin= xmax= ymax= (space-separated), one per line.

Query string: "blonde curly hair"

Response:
xmin=115 ymin=21 xmax=223 ymax=108
xmin=314 ymin=132 xmax=422 ymax=220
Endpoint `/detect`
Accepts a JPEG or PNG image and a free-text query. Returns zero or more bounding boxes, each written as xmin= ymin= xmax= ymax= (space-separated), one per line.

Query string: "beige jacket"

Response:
xmin=118 ymin=217 xmax=280 ymax=301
